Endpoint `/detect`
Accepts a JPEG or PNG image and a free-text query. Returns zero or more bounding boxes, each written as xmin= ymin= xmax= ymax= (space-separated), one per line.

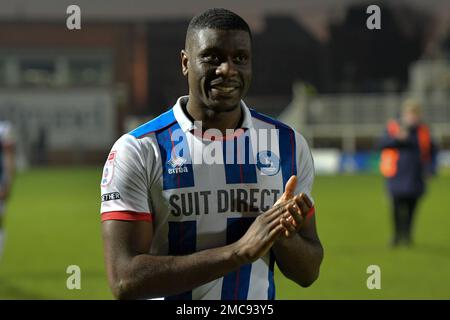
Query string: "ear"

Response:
xmin=181 ymin=50 xmax=189 ymax=77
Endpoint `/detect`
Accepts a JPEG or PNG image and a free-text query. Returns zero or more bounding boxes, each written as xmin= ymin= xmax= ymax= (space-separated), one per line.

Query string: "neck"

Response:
xmin=185 ymin=97 xmax=242 ymax=135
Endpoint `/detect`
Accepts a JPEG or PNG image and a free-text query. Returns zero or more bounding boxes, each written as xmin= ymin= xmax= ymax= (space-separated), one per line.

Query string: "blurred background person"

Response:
xmin=379 ymin=99 xmax=438 ymax=247
xmin=0 ymin=120 xmax=15 ymax=260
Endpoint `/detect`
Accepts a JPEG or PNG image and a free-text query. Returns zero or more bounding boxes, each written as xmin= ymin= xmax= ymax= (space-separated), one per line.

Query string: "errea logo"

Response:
xmin=167 ymin=156 xmax=189 ymax=174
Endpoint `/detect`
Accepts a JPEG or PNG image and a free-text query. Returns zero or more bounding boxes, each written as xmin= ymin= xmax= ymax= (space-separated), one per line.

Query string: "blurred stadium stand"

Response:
xmin=0 ymin=22 xmax=148 ymax=168
xmin=280 ymin=59 xmax=450 ymax=173
xmin=0 ymin=1 xmax=449 ymax=171
xmin=0 ymin=16 xmax=324 ymax=168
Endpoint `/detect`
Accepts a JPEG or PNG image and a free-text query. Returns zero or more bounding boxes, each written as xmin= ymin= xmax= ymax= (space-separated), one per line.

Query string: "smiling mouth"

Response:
xmin=211 ymin=85 xmax=239 ymax=93
xmin=209 ymin=80 xmax=241 ymax=97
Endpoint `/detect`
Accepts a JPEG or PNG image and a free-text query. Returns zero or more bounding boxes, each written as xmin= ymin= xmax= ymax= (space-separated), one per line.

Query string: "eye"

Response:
xmin=201 ymin=54 xmax=220 ymax=65
xmin=233 ymin=54 xmax=248 ymax=64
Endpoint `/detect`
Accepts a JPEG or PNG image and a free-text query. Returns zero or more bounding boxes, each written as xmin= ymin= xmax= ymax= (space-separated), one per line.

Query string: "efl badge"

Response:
xmin=101 ymin=151 xmax=116 ymax=187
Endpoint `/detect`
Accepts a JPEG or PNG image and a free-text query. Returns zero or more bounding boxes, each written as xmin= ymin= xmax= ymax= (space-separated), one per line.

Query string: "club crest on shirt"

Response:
xmin=101 ymin=151 xmax=116 ymax=186
xmin=256 ymin=150 xmax=280 ymax=176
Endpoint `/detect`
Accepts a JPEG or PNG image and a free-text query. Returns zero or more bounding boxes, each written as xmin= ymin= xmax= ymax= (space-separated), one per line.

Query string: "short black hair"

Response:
xmin=186 ymin=8 xmax=252 ymax=45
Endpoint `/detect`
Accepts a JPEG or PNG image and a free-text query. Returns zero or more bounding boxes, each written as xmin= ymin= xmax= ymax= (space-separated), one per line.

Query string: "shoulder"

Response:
xmin=128 ymin=108 xmax=176 ymax=139
xmin=110 ymin=109 xmax=178 ymax=163
xmin=247 ymin=109 xmax=316 ymax=192
xmin=248 ymin=108 xmax=292 ymax=131
xmin=249 ymin=108 xmax=309 ymax=150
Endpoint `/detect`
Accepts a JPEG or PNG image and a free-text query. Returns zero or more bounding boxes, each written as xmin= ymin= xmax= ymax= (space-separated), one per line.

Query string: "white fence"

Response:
xmin=280 ymin=84 xmax=450 ymax=153
xmin=0 ymin=88 xmax=117 ymax=168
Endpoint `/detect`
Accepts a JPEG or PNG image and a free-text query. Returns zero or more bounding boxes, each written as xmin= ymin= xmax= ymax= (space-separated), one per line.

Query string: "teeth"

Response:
xmin=213 ymin=86 xmax=236 ymax=92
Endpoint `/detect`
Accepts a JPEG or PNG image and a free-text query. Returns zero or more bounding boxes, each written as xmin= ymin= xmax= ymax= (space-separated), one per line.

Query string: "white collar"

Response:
xmin=173 ymin=95 xmax=254 ymax=132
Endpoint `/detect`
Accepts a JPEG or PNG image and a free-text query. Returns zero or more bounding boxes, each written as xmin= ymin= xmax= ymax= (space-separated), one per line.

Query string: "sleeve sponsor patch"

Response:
xmin=101 ymin=151 xmax=116 ymax=187
xmin=101 ymin=192 xmax=121 ymax=202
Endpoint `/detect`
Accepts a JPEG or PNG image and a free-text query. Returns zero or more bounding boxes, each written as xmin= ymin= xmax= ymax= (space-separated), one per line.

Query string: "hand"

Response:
xmin=280 ymin=193 xmax=313 ymax=238
xmin=273 ymin=175 xmax=297 ymax=206
xmin=233 ymin=200 xmax=291 ymax=264
xmin=276 ymin=176 xmax=314 ymax=238
xmin=396 ymin=128 xmax=408 ymax=140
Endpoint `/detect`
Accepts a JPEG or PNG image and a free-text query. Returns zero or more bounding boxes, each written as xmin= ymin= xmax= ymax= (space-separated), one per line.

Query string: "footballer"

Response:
xmin=100 ymin=8 xmax=323 ymax=300
xmin=0 ymin=120 xmax=15 ymax=261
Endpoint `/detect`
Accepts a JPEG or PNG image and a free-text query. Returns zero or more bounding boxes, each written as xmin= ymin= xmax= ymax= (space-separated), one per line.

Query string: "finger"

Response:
xmin=280 ymin=218 xmax=290 ymax=237
xmin=267 ymin=224 xmax=285 ymax=243
xmin=283 ymin=227 xmax=293 ymax=238
xmin=280 ymin=217 xmax=296 ymax=236
xmin=265 ymin=199 xmax=293 ymax=220
xmin=300 ymin=193 xmax=313 ymax=208
xmin=287 ymin=214 xmax=297 ymax=227
xmin=294 ymin=194 xmax=311 ymax=218
xmin=268 ymin=212 xmax=291 ymax=231
xmin=273 ymin=197 xmax=295 ymax=212
xmin=275 ymin=175 xmax=297 ymax=204
xmin=284 ymin=214 xmax=298 ymax=233
xmin=284 ymin=175 xmax=297 ymax=198
xmin=264 ymin=206 xmax=285 ymax=223
xmin=288 ymin=203 xmax=303 ymax=227
xmin=280 ymin=217 xmax=295 ymax=231
xmin=293 ymin=193 xmax=310 ymax=208
xmin=282 ymin=211 xmax=291 ymax=221
xmin=282 ymin=213 xmax=296 ymax=235
xmin=268 ymin=215 xmax=285 ymax=230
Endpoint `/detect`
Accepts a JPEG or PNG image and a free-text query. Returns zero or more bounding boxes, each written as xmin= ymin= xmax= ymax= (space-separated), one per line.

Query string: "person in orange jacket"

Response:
xmin=379 ymin=99 xmax=438 ymax=247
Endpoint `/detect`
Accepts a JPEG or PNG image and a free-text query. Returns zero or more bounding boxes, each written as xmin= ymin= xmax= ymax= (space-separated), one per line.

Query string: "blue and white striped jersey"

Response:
xmin=100 ymin=96 xmax=315 ymax=300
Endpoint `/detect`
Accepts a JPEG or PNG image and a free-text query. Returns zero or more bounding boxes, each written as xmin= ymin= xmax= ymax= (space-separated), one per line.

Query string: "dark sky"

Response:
xmin=1 ymin=0 xmax=449 ymax=41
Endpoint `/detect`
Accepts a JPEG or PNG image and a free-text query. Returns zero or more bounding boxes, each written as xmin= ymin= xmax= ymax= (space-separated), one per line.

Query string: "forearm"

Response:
xmin=113 ymin=243 xmax=244 ymax=299
xmin=104 ymin=195 xmax=290 ymax=299
xmin=272 ymin=235 xmax=323 ymax=287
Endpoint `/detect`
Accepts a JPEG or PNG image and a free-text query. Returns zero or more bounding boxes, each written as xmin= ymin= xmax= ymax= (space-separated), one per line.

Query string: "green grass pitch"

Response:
xmin=0 ymin=168 xmax=449 ymax=299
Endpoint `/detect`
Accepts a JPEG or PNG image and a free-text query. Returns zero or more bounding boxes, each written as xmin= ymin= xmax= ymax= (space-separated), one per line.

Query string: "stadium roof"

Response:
xmin=1 ymin=0 xmax=448 ymax=43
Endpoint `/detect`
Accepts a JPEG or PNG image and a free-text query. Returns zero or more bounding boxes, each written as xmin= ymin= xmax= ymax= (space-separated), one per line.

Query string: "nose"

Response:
xmin=216 ymin=58 xmax=238 ymax=78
